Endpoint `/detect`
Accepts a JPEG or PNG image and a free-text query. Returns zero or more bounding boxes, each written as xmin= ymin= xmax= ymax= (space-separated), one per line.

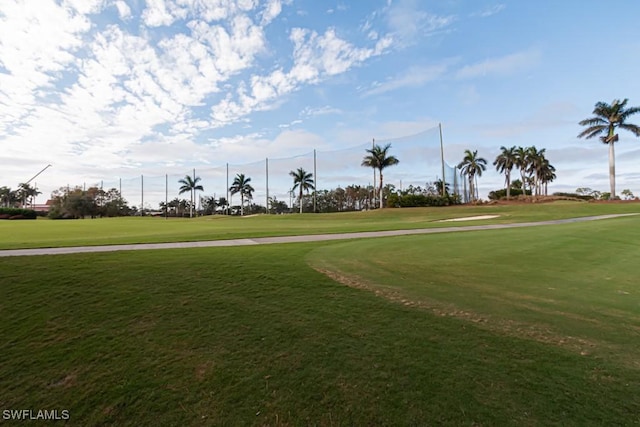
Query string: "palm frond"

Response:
xmin=578 ymin=117 xmax=607 ymax=127
xmin=577 ymin=125 xmax=606 ymax=139
xmin=619 ymin=123 xmax=640 ymax=136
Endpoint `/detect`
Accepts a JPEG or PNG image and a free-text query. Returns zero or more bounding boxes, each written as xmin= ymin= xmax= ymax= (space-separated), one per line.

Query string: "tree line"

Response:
xmin=0 ymin=183 xmax=41 ymax=209
xmin=5 ymin=98 xmax=638 ymax=218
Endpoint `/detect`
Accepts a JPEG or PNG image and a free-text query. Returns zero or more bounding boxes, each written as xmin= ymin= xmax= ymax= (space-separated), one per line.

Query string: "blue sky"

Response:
xmin=2 ymin=0 xmax=640 ymax=205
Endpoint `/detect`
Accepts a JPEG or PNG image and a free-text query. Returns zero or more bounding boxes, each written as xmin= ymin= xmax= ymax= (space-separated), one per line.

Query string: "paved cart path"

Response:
xmin=0 ymin=213 xmax=637 ymax=257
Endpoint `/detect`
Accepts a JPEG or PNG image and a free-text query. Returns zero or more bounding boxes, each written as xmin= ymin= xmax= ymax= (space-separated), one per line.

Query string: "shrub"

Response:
xmin=552 ymin=192 xmax=593 ymax=201
xmin=0 ymin=208 xmax=37 ymax=219
xmin=387 ymin=194 xmax=461 ymax=208
xmin=488 ymin=188 xmax=531 ymax=200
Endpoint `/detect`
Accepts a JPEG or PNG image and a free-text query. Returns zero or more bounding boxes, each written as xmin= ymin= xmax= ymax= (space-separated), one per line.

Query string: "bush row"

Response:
xmin=387 ymin=194 xmax=462 ymax=207
xmin=551 ymin=192 xmax=594 ymax=200
xmin=0 ymin=208 xmax=38 ymax=219
xmin=487 ymin=188 xmax=532 ymax=200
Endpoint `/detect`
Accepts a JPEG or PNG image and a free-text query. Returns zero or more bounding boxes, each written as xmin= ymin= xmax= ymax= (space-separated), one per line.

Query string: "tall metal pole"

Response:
xmin=119 ymin=178 xmax=122 ymax=199
xmin=192 ymin=168 xmax=196 ymax=218
xmin=23 ymin=164 xmax=52 ymax=185
xmin=439 ymin=123 xmax=446 ymax=197
xmin=165 ymin=174 xmax=168 ymax=219
xmin=265 ymin=158 xmax=269 ymax=214
xmin=313 ymin=149 xmax=317 ymax=213
xmin=226 ymin=163 xmax=229 ymax=216
xmin=141 ymin=174 xmax=144 ymax=216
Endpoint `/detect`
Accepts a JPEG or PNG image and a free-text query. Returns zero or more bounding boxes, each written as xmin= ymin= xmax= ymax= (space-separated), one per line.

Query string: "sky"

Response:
xmin=2 ymin=0 xmax=640 ymax=206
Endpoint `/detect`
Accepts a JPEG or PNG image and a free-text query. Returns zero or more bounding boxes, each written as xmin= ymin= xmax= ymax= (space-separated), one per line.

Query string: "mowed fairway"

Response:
xmin=1 ymin=201 xmax=640 ymax=250
xmin=1 ymin=205 xmax=640 ymax=425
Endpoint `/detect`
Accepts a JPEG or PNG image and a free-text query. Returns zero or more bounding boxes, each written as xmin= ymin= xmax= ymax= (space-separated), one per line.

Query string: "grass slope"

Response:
xmin=1 ymin=201 xmax=639 ymax=250
xmin=309 ymin=215 xmax=640 ymax=369
xmin=1 ymin=218 xmax=640 ymax=425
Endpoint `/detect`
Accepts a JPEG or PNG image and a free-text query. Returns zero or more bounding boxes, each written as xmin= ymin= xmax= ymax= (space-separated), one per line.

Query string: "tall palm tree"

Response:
xmin=178 ymin=175 xmax=204 ymax=218
xmin=578 ymin=99 xmax=640 ymax=197
xmin=229 ymin=173 xmax=254 ymax=216
xmin=17 ymin=183 xmax=40 ymax=208
xmin=289 ymin=167 xmax=315 ymax=214
xmin=539 ymin=160 xmax=556 ymax=196
xmin=526 ymin=146 xmax=546 ymax=196
xmin=493 ymin=145 xmax=517 ymax=199
xmin=457 ymin=149 xmax=487 ymax=202
xmin=514 ymin=146 xmax=529 ymax=197
xmin=361 ymin=143 xmax=399 ymax=209
xmin=0 ymin=187 xmax=14 ymax=207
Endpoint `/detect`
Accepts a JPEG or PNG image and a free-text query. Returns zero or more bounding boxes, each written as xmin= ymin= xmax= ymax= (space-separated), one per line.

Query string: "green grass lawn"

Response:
xmin=1 ymin=201 xmax=639 ymax=249
xmin=1 ymin=214 xmax=640 ymax=425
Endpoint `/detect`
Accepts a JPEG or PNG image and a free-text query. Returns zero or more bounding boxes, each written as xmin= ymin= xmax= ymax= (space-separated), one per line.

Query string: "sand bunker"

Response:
xmin=439 ymin=215 xmax=500 ymax=222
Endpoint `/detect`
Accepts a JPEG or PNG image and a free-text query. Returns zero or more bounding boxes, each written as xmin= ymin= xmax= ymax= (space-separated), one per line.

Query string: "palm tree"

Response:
xmin=178 ymin=175 xmax=204 ymax=218
xmin=229 ymin=173 xmax=254 ymax=216
xmin=457 ymin=149 xmax=487 ymax=202
xmin=526 ymin=146 xmax=546 ymax=196
xmin=433 ymin=179 xmax=449 ymax=196
xmin=539 ymin=160 xmax=556 ymax=196
xmin=289 ymin=167 xmax=315 ymax=213
xmin=361 ymin=143 xmax=399 ymax=209
xmin=578 ymin=99 xmax=640 ymax=198
xmin=493 ymin=146 xmax=517 ymax=199
xmin=514 ymin=146 xmax=529 ymax=197
xmin=0 ymin=187 xmax=14 ymax=207
xmin=17 ymin=183 xmax=40 ymax=208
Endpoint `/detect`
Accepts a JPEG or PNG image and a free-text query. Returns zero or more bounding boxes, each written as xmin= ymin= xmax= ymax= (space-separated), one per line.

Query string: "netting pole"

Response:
xmin=192 ymin=168 xmax=196 ymax=218
xmin=439 ymin=123 xmax=446 ymax=197
xmin=226 ymin=163 xmax=229 ymax=216
xmin=165 ymin=174 xmax=168 ymax=219
xmin=313 ymin=149 xmax=317 ymax=213
xmin=141 ymin=174 xmax=144 ymax=216
xmin=119 ymin=178 xmax=121 ymax=199
xmin=266 ymin=157 xmax=269 ymax=214
xmin=462 ymin=171 xmax=468 ymax=203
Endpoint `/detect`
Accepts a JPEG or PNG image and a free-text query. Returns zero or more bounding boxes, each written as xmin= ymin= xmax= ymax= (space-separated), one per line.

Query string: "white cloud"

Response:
xmin=0 ymin=1 xmax=94 ymax=133
xmin=472 ymin=4 xmax=506 ymax=18
xmin=385 ymin=0 xmax=455 ymax=44
xmin=456 ymin=48 xmax=541 ymax=80
xmin=261 ymin=0 xmax=284 ymax=25
xmin=114 ymin=1 xmax=132 ymax=19
xmin=142 ymin=0 xmax=176 ymax=27
xmin=210 ymin=26 xmax=393 ymax=127
xmin=363 ymin=63 xmax=451 ymax=96
xmin=301 ymin=106 xmax=342 ymax=117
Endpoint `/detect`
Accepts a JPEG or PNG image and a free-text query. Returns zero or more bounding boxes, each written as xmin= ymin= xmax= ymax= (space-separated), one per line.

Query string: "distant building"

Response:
xmin=32 ymin=200 xmax=53 ymax=213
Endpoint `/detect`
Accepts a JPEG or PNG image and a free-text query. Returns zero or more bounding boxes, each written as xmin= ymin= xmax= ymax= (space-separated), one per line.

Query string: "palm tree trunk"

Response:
xmin=299 ymin=188 xmax=303 ymax=214
xmin=609 ymin=140 xmax=616 ymax=198
xmin=506 ymin=171 xmax=511 ymax=199
xmin=241 ymin=194 xmax=244 ymax=216
xmin=469 ymin=176 xmax=474 ymax=202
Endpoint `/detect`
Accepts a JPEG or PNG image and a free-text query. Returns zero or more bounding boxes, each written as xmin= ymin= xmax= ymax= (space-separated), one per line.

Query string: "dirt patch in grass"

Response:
xmin=312 ymin=266 xmax=602 ymax=358
xmin=195 ymin=360 xmax=214 ymax=381
xmin=48 ymin=373 xmax=78 ymax=389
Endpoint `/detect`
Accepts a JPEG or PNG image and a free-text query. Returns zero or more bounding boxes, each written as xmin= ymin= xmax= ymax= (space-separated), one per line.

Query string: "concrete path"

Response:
xmin=0 ymin=213 xmax=637 ymax=258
